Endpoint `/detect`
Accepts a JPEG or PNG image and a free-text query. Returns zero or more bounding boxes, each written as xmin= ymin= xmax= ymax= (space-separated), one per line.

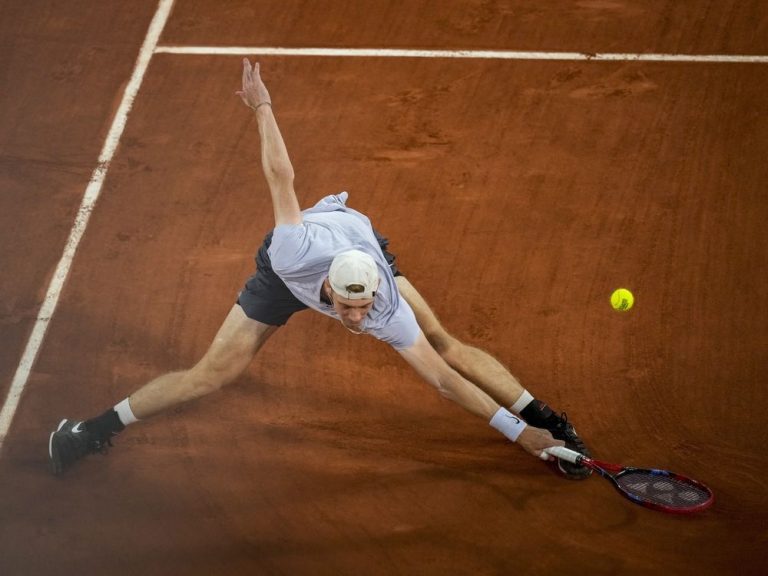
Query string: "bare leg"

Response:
xmin=129 ymin=304 xmax=278 ymax=419
xmin=396 ymin=276 xmax=525 ymax=407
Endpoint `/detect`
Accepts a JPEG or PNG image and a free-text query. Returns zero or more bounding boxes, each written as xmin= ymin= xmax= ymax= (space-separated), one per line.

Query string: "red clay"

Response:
xmin=1 ymin=2 xmax=766 ymax=575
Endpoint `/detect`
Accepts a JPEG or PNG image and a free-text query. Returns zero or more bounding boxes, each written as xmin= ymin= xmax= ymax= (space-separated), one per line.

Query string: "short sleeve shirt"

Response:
xmin=268 ymin=193 xmax=420 ymax=350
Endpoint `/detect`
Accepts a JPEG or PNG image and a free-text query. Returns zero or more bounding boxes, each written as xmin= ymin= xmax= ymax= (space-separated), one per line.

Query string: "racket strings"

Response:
xmin=616 ymin=471 xmax=711 ymax=508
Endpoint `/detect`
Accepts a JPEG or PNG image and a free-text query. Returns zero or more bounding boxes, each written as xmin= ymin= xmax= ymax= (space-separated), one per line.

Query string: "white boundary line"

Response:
xmin=154 ymin=46 xmax=768 ymax=63
xmin=0 ymin=0 xmax=176 ymax=451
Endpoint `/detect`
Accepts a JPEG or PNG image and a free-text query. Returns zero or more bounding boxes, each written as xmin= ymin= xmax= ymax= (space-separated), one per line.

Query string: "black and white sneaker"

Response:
xmin=49 ymin=419 xmax=110 ymax=475
xmin=547 ymin=412 xmax=592 ymax=480
xmin=521 ymin=399 xmax=592 ymax=480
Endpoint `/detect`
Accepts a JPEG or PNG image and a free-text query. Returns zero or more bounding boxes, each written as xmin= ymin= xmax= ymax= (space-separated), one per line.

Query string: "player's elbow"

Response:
xmin=265 ymin=160 xmax=294 ymax=186
xmin=432 ymin=373 xmax=461 ymax=403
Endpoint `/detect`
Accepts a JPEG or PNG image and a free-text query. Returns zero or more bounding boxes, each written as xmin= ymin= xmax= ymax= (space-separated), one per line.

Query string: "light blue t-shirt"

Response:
xmin=268 ymin=192 xmax=420 ymax=350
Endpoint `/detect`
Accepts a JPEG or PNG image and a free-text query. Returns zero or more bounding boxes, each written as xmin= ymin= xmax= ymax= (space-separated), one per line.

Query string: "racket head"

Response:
xmin=609 ymin=467 xmax=714 ymax=514
xmin=544 ymin=447 xmax=714 ymax=514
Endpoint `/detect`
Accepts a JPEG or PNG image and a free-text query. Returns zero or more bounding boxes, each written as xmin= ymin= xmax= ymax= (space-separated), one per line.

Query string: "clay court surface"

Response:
xmin=1 ymin=1 xmax=767 ymax=574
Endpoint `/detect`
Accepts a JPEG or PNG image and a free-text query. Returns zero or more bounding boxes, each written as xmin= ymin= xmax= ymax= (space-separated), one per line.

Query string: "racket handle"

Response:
xmin=544 ymin=446 xmax=584 ymax=464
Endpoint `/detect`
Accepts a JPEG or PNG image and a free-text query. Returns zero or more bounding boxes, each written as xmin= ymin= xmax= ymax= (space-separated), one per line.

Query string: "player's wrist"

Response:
xmin=250 ymin=101 xmax=272 ymax=113
xmin=489 ymin=407 xmax=527 ymax=442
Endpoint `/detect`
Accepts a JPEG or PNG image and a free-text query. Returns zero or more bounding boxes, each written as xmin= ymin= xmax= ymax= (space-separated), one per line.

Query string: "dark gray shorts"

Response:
xmin=237 ymin=229 xmax=401 ymax=326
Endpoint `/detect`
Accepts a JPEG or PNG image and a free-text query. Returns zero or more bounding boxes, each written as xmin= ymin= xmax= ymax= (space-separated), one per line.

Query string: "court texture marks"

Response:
xmin=1 ymin=1 xmax=766 ymax=574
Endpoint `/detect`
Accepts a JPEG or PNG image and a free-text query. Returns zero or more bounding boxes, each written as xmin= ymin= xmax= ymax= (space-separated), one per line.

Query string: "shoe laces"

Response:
xmin=553 ymin=412 xmax=587 ymax=451
xmin=92 ymin=437 xmax=113 ymax=455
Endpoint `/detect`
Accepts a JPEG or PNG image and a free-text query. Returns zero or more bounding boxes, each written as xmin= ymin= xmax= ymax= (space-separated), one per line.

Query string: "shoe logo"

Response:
xmin=71 ymin=422 xmax=84 ymax=434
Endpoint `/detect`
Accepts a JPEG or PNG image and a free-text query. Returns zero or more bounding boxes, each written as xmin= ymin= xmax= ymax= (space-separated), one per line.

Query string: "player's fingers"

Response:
xmin=242 ymin=58 xmax=252 ymax=85
xmin=539 ymin=440 xmax=566 ymax=461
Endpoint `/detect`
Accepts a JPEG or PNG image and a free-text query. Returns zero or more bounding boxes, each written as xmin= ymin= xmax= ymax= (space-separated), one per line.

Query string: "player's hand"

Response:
xmin=517 ymin=426 xmax=565 ymax=461
xmin=236 ymin=59 xmax=272 ymax=110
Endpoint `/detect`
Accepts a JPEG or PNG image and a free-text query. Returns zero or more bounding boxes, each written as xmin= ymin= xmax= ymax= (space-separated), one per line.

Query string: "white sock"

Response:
xmin=114 ymin=398 xmax=139 ymax=426
xmin=510 ymin=389 xmax=534 ymax=415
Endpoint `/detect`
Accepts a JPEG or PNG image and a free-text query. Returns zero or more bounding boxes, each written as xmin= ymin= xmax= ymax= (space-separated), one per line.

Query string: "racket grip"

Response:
xmin=544 ymin=446 xmax=583 ymax=464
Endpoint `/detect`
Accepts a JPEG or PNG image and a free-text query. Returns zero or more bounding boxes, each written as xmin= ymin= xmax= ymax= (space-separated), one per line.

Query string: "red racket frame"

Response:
xmin=580 ymin=456 xmax=714 ymax=514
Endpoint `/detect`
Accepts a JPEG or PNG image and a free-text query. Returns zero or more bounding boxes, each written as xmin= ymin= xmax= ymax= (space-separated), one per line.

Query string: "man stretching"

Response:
xmin=49 ymin=60 xmax=591 ymax=479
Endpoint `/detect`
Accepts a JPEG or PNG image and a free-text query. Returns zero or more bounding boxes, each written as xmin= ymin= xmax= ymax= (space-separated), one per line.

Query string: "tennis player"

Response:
xmin=49 ymin=60 xmax=591 ymax=479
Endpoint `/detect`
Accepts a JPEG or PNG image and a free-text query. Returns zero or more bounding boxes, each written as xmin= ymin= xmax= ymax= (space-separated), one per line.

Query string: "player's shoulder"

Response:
xmin=268 ymin=223 xmax=307 ymax=268
xmin=305 ymin=192 xmax=350 ymax=213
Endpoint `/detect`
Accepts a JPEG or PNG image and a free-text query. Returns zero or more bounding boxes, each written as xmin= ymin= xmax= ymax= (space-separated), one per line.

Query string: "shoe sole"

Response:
xmin=49 ymin=419 xmax=69 ymax=476
xmin=551 ymin=423 xmax=592 ymax=480
xmin=556 ymin=460 xmax=593 ymax=480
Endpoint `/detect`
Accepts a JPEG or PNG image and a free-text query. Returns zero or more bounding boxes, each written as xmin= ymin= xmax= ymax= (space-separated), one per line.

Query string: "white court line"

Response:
xmin=0 ymin=0 xmax=176 ymax=452
xmin=154 ymin=46 xmax=768 ymax=63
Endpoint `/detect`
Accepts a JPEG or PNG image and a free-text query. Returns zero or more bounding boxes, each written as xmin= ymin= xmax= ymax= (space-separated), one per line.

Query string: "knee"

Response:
xmin=425 ymin=330 xmax=461 ymax=361
xmin=423 ymin=328 xmax=475 ymax=371
xmin=181 ymin=371 xmax=222 ymax=399
xmin=441 ymin=339 xmax=471 ymax=370
xmin=185 ymin=357 xmax=243 ymax=397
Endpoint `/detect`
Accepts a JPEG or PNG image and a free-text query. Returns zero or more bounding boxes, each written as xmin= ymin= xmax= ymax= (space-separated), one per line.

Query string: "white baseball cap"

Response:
xmin=328 ymin=250 xmax=380 ymax=300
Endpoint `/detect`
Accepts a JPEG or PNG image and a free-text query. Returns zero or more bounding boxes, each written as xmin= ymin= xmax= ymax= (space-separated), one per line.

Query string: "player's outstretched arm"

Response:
xmin=399 ymin=332 xmax=499 ymax=418
xmin=237 ymin=59 xmax=301 ymax=226
xmin=398 ymin=332 xmax=563 ymax=460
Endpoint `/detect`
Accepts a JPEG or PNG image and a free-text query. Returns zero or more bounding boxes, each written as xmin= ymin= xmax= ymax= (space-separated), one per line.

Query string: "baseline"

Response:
xmin=154 ymin=46 xmax=768 ymax=63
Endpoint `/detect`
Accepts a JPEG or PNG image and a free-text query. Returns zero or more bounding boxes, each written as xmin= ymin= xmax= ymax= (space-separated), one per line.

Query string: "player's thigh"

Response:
xmin=197 ymin=303 xmax=278 ymax=380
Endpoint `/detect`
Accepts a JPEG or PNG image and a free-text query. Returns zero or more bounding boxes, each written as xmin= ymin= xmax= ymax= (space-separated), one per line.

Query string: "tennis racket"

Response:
xmin=545 ymin=446 xmax=714 ymax=514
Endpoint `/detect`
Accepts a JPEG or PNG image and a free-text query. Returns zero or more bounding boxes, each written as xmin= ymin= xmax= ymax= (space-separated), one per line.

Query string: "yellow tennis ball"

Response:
xmin=610 ymin=288 xmax=634 ymax=311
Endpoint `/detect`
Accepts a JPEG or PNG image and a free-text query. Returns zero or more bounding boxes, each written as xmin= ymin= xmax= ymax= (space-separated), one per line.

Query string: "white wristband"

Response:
xmin=489 ymin=407 xmax=528 ymax=442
